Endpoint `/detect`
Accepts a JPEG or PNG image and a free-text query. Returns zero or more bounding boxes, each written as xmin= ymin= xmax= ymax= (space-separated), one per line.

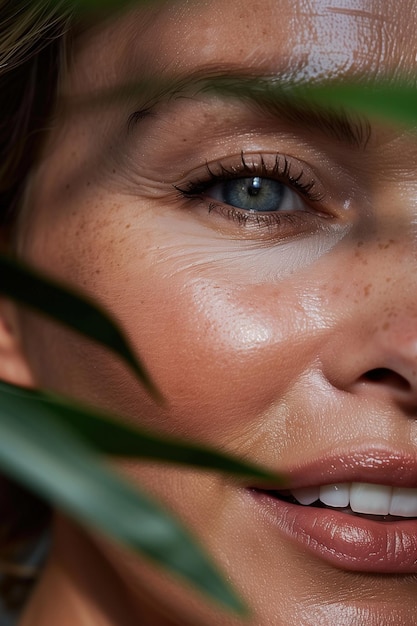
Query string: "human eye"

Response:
xmin=175 ymin=152 xmax=331 ymax=238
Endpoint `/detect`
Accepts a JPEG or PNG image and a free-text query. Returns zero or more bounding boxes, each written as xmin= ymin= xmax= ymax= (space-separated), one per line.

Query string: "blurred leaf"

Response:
xmin=295 ymin=80 xmax=417 ymax=127
xmin=0 ymin=381 xmax=248 ymax=614
xmin=0 ymin=381 xmax=278 ymax=482
xmin=0 ymin=255 xmax=161 ymax=401
xmin=202 ymin=74 xmax=417 ymax=127
xmin=68 ymin=71 xmax=417 ymax=134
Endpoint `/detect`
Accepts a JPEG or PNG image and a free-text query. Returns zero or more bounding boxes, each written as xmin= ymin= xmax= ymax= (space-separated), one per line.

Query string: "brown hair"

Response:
xmin=0 ymin=0 xmax=72 ymax=225
xmin=0 ymin=0 xmax=71 ymax=610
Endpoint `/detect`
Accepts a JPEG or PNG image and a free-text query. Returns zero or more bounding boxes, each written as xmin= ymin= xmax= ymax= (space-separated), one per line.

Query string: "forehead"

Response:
xmin=69 ymin=0 xmax=417 ymax=96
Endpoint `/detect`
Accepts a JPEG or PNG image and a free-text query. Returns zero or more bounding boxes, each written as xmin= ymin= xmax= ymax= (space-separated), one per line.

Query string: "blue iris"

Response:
xmin=220 ymin=177 xmax=284 ymax=212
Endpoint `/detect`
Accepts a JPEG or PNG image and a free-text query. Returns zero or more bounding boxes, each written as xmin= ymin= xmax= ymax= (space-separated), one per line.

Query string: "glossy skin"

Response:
xmin=8 ymin=0 xmax=417 ymax=624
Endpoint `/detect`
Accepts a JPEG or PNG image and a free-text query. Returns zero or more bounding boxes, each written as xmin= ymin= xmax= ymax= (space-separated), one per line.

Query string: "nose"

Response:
xmin=321 ymin=240 xmax=417 ymax=408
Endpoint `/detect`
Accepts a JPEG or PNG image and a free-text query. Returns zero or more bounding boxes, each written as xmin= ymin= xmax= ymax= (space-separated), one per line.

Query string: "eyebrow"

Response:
xmin=128 ymin=71 xmax=372 ymax=149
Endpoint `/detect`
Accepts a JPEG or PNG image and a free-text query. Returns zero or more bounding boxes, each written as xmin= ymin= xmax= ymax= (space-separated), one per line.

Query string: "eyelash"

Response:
xmin=174 ymin=152 xmax=325 ymax=231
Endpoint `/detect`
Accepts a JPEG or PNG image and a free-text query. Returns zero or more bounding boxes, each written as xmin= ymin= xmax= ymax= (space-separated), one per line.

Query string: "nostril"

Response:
xmin=361 ymin=368 xmax=411 ymax=392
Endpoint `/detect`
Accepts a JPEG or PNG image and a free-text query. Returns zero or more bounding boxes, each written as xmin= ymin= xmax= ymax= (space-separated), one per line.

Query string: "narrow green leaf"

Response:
xmin=0 ymin=381 xmax=277 ymax=482
xmin=296 ymin=80 xmax=417 ymax=126
xmin=0 ymin=255 xmax=161 ymax=401
xmin=66 ymin=70 xmax=417 ymax=133
xmin=0 ymin=384 xmax=247 ymax=614
xmin=195 ymin=74 xmax=417 ymax=128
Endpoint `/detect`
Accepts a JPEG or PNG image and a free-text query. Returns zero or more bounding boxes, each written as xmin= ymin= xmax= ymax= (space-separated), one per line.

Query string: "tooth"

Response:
xmin=320 ymin=483 xmax=350 ymax=508
xmin=350 ymin=483 xmax=392 ymax=515
xmin=389 ymin=487 xmax=417 ymax=517
xmin=291 ymin=486 xmax=320 ymax=505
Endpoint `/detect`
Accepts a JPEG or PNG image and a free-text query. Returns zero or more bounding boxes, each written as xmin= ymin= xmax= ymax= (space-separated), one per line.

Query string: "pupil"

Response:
xmin=221 ymin=176 xmax=284 ymax=212
xmin=247 ymin=177 xmax=261 ymax=197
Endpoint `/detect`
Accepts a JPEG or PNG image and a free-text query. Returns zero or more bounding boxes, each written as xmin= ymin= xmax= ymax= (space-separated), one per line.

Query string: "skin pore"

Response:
xmin=5 ymin=0 xmax=417 ymax=624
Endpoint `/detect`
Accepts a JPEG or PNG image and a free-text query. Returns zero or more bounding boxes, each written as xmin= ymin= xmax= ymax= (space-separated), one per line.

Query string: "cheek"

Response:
xmin=17 ymin=200 xmax=332 ymax=451
xmin=129 ymin=275 xmax=300 ymax=420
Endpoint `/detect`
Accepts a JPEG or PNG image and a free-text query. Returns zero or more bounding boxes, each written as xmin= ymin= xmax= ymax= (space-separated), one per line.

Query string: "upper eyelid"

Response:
xmin=175 ymin=152 xmax=325 ymax=203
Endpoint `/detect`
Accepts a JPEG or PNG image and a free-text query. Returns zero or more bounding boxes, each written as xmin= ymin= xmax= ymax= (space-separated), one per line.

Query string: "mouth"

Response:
xmin=256 ymin=482 xmax=417 ymax=521
xmin=247 ymin=448 xmax=417 ymax=574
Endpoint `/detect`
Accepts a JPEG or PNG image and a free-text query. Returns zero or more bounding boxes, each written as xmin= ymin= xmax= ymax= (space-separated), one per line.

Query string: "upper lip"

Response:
xmin=252 ymin=444 xmax=417 ymax=490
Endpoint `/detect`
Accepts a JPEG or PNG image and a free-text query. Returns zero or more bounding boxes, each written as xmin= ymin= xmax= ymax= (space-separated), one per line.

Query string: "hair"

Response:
xmin=0 ymin=0 xmax=72 ymax=610
xmin=0 ymin=0 xmax=72 ymax=226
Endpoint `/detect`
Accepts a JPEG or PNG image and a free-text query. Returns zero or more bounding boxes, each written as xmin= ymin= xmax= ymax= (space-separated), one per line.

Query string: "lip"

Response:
xmin=257 ymin=445 xmax=417 ymax=489
xmin=247 ymin=446 xmax=417 ymax=573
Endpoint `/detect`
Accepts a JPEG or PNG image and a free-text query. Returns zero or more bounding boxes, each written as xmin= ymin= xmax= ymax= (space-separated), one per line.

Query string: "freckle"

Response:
xmin=382 ymin=322 xmax=390 ymax=330
xmin=86 ymin=181 xmax=90 ymax=187
xmin=357 ymin=241 xmax=364 ymax=247
xmin=332 ymin=286 xmax=341 ymax=295
xmin=125 ymin=224 xmax=131 ymax=229
xmin=364 ymin=284 xmax=372 ymax=297
xmin=65 ymin=184 xmax=70 ymax=191
xmin=386 ymin=277 xmax=391 ymax=283
xmin=95 ymin=269 xmax=100 ymax=274
xmin=112 ymin=169 xmax=116 ymax=174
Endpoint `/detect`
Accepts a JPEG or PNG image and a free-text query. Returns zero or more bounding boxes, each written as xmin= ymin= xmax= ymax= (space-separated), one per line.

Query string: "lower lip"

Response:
xmin=248 ymin=489 xmax=417 ymax=573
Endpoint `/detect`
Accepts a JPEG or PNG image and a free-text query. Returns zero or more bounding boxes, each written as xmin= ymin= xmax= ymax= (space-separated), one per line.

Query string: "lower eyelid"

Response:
xmin=200 ymin=200 xmax=337 ymax=241
xmin=175 ymin=180 xmax=336 ymax=235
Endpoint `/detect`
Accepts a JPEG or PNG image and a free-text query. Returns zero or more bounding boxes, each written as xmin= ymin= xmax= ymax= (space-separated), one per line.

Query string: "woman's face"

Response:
xmin=13 ymin=0 xmax=417 ymax=624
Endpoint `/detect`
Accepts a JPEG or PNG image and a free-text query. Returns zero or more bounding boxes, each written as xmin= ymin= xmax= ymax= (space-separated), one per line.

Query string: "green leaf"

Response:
xmin=0 ymin=255 xmax=161 ymax=401
xmin=0 ymin=382 xmax=248 ymax=614
xmin=295 ymin=80 xmax=417 ymax=126
xmin=0 ymin=381 xmax=277 ymax=482
xmin=181 ymin=73 xmax=417 ymax=128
